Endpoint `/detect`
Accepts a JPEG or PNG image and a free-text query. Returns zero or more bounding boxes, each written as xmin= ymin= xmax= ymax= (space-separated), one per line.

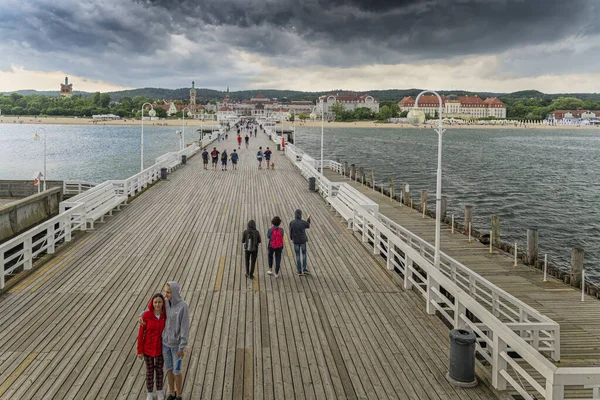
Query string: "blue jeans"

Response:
xmin=163 ymin=344 xmax=182 ymax=376
xmin=294 ymin=243 xmax=307 ymax=273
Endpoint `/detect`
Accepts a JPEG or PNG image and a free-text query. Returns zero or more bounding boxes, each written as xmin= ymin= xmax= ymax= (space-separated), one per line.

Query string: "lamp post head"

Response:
xmin=148 ymin=109 xmax=156 ymax=117
xmin=33 ymin=133 xmax=41 ymax=141
xmin=407 ymin=109 xmax=426 ymax=126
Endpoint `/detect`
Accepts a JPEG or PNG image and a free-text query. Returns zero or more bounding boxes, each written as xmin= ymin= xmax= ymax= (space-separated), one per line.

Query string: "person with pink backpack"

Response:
xmin=266 ymin=216 xmax=285 ymax=278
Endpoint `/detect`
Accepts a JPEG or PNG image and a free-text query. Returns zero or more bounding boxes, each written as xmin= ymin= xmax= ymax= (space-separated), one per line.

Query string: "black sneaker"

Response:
xmin=297 ymin=271 xmax=303 ymax=276
xmin=166 ymin=395 xmax=176 ymax=400
xmin=176 ymin=397 xmax=182 ymax=400
xmin=303 ymin=269 xmax=310 ymax=275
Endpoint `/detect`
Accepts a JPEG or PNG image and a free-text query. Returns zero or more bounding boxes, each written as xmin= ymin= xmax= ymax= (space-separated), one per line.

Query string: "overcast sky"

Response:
xmin=1 ymin=0 xmax=599 ymax=93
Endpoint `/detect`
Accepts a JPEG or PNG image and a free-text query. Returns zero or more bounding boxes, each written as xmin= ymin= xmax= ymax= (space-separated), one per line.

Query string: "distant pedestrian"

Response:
xmin=289 ymin=209 xmax=311 ymax=275
xmin=242 ymin=220 xmax=261 ymax=279
xmin=256 ymin=147 xmax=263 ymax=169
xmin=266 ymin=216 xmax=285 ymax=278
xmin=264 ymin=147 xmax=272 ymax=168
xmin=201 ymin=148 xmax=209 ymax=169
xmin=221 ymin=150 xmax=228 ymax=171
xmin=237 ymin=135 xmax=242 ymax=149
xmin=225 ymin=133 xmax=228 ymax=140
xmin=244 ymin=134 xmax=249 ymax=149
xmin=218 ymin=133 xmax=221 ymax=142
xmin=231 ymin=149 xmax=239 ymax=170
xmin=211 ymin=147 xmax=220 ymax=170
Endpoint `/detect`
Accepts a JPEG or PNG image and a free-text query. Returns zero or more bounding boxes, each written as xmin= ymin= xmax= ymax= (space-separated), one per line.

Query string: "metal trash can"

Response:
xmin=308 ymin=177 xmax=316 ymax=191
xmin=446 ymin=329 xmax=478 ymax=387
xmin=277 ymin=144 xmax=281 ymax=151
xmin=160 ymin=168 xmax=168 ymax=180
xmin=181 ymin=155 xmax=187 ymax=165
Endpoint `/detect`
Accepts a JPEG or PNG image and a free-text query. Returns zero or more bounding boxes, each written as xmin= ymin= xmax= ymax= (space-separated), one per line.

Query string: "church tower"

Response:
xmin=190 ymin=81 xmax=196 ymax=107
xmin=60 ymin=76 xmax=73 ymax=98
xmin=224 ymin=86 xmax=230 ymax=103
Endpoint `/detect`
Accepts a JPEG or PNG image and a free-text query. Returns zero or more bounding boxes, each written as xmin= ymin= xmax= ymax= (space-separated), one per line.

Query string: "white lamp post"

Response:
xmin=32 ymin=127 xmax=47 ymax=191
xmin=141 ymin=103 xmax=156 ymax=171
xmin=182 ymin=106 xmax=191 ymax=149
xmin=407 ymin=90 xmax=446 ymax=270
xmin=175 ymin=130 xmax=183 ymax=150
xmin=320 ymin=97 xmax=324 ymax=172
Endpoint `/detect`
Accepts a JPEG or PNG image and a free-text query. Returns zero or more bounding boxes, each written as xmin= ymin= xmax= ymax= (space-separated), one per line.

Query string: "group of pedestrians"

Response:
xmin=241 ymin=209 xmax=312 ymax=278
xmin=137 ymin=281 xmax=190 ymax=400
xmin=201 ymin=147 xmax=239 ymax=171
xmin=256 ymin=146 xmax=272 ymax=169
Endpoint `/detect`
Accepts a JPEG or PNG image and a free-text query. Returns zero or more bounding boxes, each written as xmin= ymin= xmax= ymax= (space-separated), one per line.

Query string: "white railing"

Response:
xmin=376 ymin=212 xmax=560 ymax=360
xmin=351 ymin=204 xmax=600 ymax=399
xmin=63 ymin=180 xmax=97 ymax=196
xmin=1 ymin=140 xmax=212 ymax=290
xmin=0 ymin=203 xmax=85 ymax=289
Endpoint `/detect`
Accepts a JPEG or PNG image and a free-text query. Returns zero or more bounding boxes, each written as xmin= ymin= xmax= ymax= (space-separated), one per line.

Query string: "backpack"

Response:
xmin=221 ymin=153 xmax=227 ymax=161
xmin=270 ymin=227 xmax=283 ymax=249
xmin=211 ymin=150 xmax=217 ymax=157
xmin=246 ymin=230 xmax=259 ymax=252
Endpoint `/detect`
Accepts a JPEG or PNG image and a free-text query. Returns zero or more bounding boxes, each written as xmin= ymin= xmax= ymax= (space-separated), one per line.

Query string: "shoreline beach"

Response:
xmin=0 ymin=115 xmax=598 ymax=130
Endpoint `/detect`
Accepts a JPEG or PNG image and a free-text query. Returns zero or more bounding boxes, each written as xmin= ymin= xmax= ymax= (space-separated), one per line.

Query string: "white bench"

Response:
xmin=327 ymin=184 xmax=378 ymax=229
xmin=80 ymin=185 xmax=128 ymax=229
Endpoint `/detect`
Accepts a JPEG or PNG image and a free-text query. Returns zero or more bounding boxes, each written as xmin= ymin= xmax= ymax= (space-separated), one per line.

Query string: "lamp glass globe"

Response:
xmin=407 ymin=109 xmax=426 ymax=126
xmin=148 ymin=109 xmax=156 ymax=117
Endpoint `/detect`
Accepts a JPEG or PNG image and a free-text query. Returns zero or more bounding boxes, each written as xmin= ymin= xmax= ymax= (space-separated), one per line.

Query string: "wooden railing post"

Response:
xmin=492 ymin=215 xmax=500 ymax=247
xmin=491 ymin=334 xmax=507 ymax=390
xmin=387 ymin=239 xmax=393 ymax=270
xmin=527 ymin=229 xmax=539 ymax=265
xmin=24 ymin=236 xmax=33 ymax=270
xmin=404 ymin=256 xmax=413 ymax=290
xmin=47 ymin=224 xmax=56 ymax=254
xmin=464 ymin=205 xmax=473 ymax=233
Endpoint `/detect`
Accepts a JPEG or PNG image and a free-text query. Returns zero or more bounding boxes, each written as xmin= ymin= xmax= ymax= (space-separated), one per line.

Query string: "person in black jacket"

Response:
xmin=242 ymin=220 xmax=261 ymax=279
xmin=289 ymin=209 xmax=311 ymax=276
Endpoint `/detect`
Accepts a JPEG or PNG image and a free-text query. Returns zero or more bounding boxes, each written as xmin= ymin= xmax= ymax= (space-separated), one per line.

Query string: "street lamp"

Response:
xmin=320 ymin=97 xmax=325 ymax=172
xmin=175 ymin=130 xmax=184 ymax=150
xmin=407 ymin=90 xmax=446 ymax=272
xmin=182 ymin=106 xmax=192 ymax=149
xmin=32 ymin=127 xmax=47 ymax=191
xmin=141 ymin=103 xmax=156 ymax=171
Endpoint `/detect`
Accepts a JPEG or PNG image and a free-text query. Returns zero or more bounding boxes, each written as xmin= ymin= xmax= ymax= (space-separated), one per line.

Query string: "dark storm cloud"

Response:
xmin=142 ymin=0 xmax=599 ymax=64
xmin=0 ymin=0 xmax=598 ymax=89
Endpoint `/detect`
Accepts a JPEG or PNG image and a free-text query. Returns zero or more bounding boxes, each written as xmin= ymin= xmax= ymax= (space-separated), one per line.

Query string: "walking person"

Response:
xmin=264 ymin=147 xmax=272 ymax=169
xmin=221 ymin=150 xmax=228 ymax=171
xmin=231 ymin=149 xmax=239 ymax=170
xmin=211 ymin=147 xmax=220 ymax=170
xmin=217 ymin=133 xmax=221 ymax=142
xmin=266 ymin=216 xmax=285 ymax=278
xmin=237 ymin=134 xmax=242 ymax=149
xmin=256 ymin=147 xmax=263 ymax=169
xmin=242 ymin=220 xmax=261 ymax=279
xmin=244 ymin=134 xmax=249 ymax=149
xmin=138 ymin=293 xmax=167 ymax=400
xmin=201 ymin=148 xmax=209 ymax=170
xmin=289 ymin=209 xmax=311 ymax=276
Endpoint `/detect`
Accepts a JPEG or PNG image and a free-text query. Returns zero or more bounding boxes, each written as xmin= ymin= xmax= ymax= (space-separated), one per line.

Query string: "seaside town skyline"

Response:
xmin=1 ymin=0 xmax=599 ymax=93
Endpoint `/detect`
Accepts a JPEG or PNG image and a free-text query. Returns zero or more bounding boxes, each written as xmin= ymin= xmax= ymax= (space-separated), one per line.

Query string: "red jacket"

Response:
xmin=137 ymin=297 xmax=166 ymax=357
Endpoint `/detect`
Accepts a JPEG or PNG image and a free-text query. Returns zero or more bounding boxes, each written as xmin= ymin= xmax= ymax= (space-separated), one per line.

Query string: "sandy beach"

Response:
xmin=0 ymin=115 xmax=598 ymax=130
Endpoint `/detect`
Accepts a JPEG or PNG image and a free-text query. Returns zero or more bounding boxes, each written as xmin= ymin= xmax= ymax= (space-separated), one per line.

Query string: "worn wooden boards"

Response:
xmin=0 ymin=133 xmax=496 ymax=399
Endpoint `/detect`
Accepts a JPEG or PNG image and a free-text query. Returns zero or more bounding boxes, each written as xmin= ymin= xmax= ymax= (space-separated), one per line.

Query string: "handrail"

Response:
xmin=0 ymin=203 xmax=85 ymax=289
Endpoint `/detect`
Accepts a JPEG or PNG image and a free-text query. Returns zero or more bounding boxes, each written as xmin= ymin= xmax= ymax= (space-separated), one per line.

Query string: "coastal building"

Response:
xmin=398 ymin=94 xmax=506 ymax=119
xmin=60 ymin=77 xmax=73 ymax=98
xmin=317 ymin=92 xmax=380 ymax=119
xmin=216 ymin=90 xmax=313 ymax=118
xmin=548 ymin=109 xmax=600 ymax=121
xmin=189 ymin=81 xmax=196 ymax=108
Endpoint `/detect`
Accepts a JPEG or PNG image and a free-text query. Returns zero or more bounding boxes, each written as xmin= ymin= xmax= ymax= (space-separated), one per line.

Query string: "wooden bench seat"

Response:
xmin=80 ymin=185 xmax=127 ymax=229
xmin=327 ymin=184 xmax=378 ymax=229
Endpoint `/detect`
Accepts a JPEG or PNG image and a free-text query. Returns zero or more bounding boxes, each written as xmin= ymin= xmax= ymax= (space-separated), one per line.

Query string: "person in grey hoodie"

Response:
xmin=289 ymin=209 xmax=311 ymax=275
xmin=139 ymin=281 xmax=189 ymax=400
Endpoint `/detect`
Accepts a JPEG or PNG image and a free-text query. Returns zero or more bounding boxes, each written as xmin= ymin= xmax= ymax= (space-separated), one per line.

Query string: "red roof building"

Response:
xmin=398 ymin=94 xmax=506 ymax=119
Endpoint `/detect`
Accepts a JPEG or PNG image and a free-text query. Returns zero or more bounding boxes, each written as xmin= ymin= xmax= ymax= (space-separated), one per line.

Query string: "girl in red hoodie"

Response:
xmin=138 ymin=293 xmax=167 ymax=400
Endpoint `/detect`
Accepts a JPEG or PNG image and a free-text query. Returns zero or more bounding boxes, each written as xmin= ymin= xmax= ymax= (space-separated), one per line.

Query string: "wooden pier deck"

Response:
xmin=322 ymin=169 xmax=600 ymax=369
xmin=0 ymin=133 xmax=498 ymax=399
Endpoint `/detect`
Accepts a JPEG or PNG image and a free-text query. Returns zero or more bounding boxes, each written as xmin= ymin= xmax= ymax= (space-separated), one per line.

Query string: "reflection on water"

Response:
xmin=295 ymin=126 xmax=600 ymax=280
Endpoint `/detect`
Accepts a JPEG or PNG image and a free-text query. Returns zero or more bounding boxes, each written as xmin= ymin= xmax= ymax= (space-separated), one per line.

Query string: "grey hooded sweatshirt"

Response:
xmin=163 ymin=281 xmax=190 ymax=352
xmin=289 ymin=209 xmax=311 ymax=244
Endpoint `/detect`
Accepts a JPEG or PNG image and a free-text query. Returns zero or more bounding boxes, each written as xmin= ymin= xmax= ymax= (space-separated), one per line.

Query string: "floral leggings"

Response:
xmin=144 ymin=354 xmax=164 ymax=392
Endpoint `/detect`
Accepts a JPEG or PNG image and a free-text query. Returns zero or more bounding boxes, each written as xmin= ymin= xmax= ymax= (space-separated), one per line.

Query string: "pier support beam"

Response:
xmin=344 ymin=161 xmax=349 ymax=177
xmin=350 ymin=164 xmax=356 ymax=181
xmin=464 ymin=205 xmax=473 ymax=233
xmin=527 ymin=229 xmax=538 ymax=265
xmin=570 ymin=248 xmax=585 ymax=288
xmin=402 ymin=184 xmax=410 ymax=206
xmin=440 ymin=196 xmax=447 ymax=219
xmin=358 ymin=167 xmax=365 ymax=185
xmin=369 ymin=170 xmax=375 ymax=189
xmin=491 ymin=215 xmax=500 ymax=247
